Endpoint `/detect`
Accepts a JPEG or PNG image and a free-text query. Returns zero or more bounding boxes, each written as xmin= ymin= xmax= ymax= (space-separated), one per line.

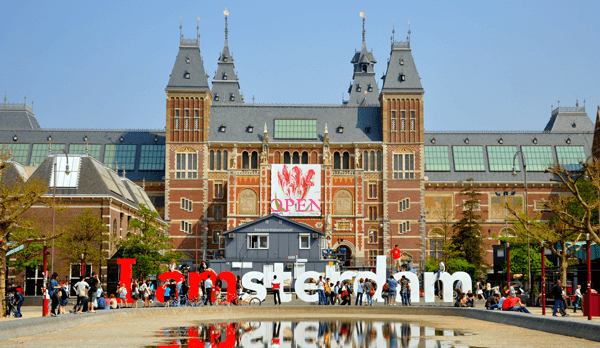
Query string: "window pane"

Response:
xmin=104 ymin=144 xmax=136 ymax=170
xmin=522 ymin=146 xmax=554 ymax=171
xmin=556 ymin=146 xmax=586 ymax=168
xmin=8 ymin=144 xmax=30 ymax=164
xmin=69 ymin=144 xmax=102 ymax=161
xmin=424 ymin=146 xmax=450 ymax=171
xmin=452 ymin=146 xmax=485 ymax=171
xmin=487 ymin=146 xmax=520 ymax=171
xmin=140 ymin=145 xmax=165 ymax=170
xmin=273 ymin=119 xmax=317 ymax=139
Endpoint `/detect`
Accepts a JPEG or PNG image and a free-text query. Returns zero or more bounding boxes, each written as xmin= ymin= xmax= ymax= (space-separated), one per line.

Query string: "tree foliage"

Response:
xmin=117 ymin=204 xmax=182 ymax=279
xmin=451 ymin=183 xmax=488 ymax=275
xmin=500 ymin=242 xmax=554 ymax=281
xmin=428 ymin=195 xmax=461 ymax=265
xmin=56 ymin=209 xmax=107 ymax=266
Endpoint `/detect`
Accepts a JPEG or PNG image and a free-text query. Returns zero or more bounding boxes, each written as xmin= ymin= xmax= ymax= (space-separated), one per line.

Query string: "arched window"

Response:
xmin=292 ymin=152 xmax=300 ymax=164
xmin=377 ymin=151 xmax=382 ymax=171
xmin=333 ymin=152 xmax=341 ymax=169
xmin=242 ymin=151 xmax=250 ymax=169
xmin=274 ymin=151 xmax=281 ymax=164
xmin=368 ymin=226 xmax=378 ymax=243
xmin=251 ymin=152 xmax=258 ymax=169
xmin=223 ymin=150 xmax=228 ymax=170
xmin=363 ymin=151 xmax=368 ymax=170
xmin=301 ymin=152 xmax=309 ymax=164
xmin=370 ymin=150 xmax=375 ymax=171
xmin=209 ymin=150 xmax=215 ymax=170
xmin=283 ymin=151 xmax=291 ymax=164
xmin=342 ymin=151 xmax=350 ymax=170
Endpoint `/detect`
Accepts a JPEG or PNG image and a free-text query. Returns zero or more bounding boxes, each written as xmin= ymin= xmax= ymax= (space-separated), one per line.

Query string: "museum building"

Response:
xmin=1 ymin=14 xmax=598 ymax=279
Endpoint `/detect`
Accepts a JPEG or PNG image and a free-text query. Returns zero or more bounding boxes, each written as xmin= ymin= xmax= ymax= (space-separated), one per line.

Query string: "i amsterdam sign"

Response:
xmin=117 ymin=256 xmax=472 ymax=303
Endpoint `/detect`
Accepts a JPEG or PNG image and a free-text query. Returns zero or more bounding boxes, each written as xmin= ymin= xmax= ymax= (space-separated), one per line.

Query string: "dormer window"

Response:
xmin=361 ymin=64 xmax=367 ymax=73
xmin=184 ymin=70 xmax=190 ymax=79
xmin=247 ymin=125 xmax=254 ymax=133
xmin=356 ymin=85 xmax=361 ymax=92
xmin=223 ymin=73 xmax=228 ymax=80
xmin=400 ymin=73 xmax=405 ymax=81
xmin=219 ymin=125 xmax=227 ymax=132
xmin=223 ymin=56 xmax=228 ymax=62
xmin=230 ymin=94 xmax=235 ymax=101
xmin=337 ymin=126 xmax=344 ymax=134
xmin=186 ymin=56 xmax=191 ymax=63
xmin=214 ymin=93 xmax=220 ymax=101
xmin=368 ymin=85 xmax=373 ymax=92
xmin=365 ymin=126 xmax=371 ymax=134
xmin=400 ymin=58 xmax=404 ymax=65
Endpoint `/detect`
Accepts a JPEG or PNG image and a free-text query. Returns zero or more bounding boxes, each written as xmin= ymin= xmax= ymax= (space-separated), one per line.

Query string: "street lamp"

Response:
xmin=51 ymin=150 xmax=70 ymax=272
xmin=512 ymin=151 xmax=530 ymax=295
xmin=495 ymin=190 xmax=515 ymax=285
xmin=541 ymin=241 xmax=546 ymax=315
xmin=587 ymin=233 xmax=591 ymax=321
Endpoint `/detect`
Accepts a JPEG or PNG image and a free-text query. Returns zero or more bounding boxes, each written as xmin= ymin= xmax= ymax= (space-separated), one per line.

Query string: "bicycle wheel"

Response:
xmin=249 ymin=298 xmax=261 ymax=306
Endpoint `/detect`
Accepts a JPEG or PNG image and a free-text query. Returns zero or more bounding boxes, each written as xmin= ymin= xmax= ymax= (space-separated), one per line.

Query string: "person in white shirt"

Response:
xmin=435 ymin=261 xmax=445 ymax=298
xmin=205 ymin=276 xmax=213 ymax=306
xmin=73 ymin=279 xmax=90 ymax=314
xmin=169 ymin=259 xmax=178 ymax=273
xmin=316 ymin=276 xmax=326 ymax=305
xmin=574 ymin=285 xmax=583 ymax=313
xmin=272 ymin=275 xmax=281 ymax=306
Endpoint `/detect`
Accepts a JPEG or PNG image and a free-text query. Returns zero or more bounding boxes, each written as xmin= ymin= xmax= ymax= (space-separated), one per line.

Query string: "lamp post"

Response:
xmin=541 ymin=241 xmax=546 ymax=315
xmin=587 ymin=233 xmax=591 ymax=321
xmin=81 ymin=254 xmax=85 ymax=278
xmin=512 ymin=151 xmax=530 ymax=293
xmin=495 ymin=190 xmax=515 ymax=285
xmin=51 ymin=150 xmax=70 ymax=272
xmin=42 ymin=241 xmax=49 ymax=317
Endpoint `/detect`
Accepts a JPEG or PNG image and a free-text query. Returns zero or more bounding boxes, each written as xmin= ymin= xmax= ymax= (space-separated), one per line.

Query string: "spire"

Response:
xmin=3 ymin=91 xmax=6 ymax=103
xmin=347 ymin=12 xmax=379 ymax=106
xmin=264 ymin=123 xmax=267 ymax=133
xmin=407 ymin=20 xmax=411 ymax=45
xmin=211 ymin=7 xmax=242 ymax=104
xmin=179 ymin=16 xmax=182 ymax=38
xmin=381 ymin=20 xmax=423 ymax=94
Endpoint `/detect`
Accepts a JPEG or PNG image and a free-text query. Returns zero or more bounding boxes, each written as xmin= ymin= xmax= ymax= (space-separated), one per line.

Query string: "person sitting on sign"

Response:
xmin=169 ymin=259 xmax=179 ymax=273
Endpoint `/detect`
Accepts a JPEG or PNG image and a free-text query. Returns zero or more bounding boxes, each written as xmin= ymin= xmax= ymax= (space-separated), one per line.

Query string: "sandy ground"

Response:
xmin=1 ymin=306 xmax=599 ymax=348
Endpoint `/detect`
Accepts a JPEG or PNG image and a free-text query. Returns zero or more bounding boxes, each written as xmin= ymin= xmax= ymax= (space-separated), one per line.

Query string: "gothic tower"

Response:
xmin=347 ymin=14 xmax=380 ymax=107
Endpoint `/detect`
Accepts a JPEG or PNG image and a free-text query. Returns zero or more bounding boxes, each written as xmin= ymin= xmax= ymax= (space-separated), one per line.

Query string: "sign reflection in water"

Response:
xmin=154 ymin=321 xmax=468 ymax=348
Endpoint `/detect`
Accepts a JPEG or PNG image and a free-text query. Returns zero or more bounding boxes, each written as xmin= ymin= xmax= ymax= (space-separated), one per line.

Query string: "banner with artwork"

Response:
xmin=270 ymin=164 xmax=321 ymax=216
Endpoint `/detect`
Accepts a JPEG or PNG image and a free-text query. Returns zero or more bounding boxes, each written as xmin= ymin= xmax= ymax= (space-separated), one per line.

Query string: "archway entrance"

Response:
xmin=335 ymin=243 xmax=354 ymax=267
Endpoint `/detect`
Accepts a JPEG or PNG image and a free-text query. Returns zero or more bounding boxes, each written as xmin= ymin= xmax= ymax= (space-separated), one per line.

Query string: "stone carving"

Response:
xmin=323 ymin=145 xmax=331 ymax=165
xmin=334 ymin=189 xmax=353 ymax=215
xmin=354 ymin=147 xmax=362 ymax=169
xmin=260 ymin=144 xmax=268 ymax=164
xmin=239 ymin=189 xmax=257 ymax=215
xmin=230 ymin=144 xmax=238 ymax=168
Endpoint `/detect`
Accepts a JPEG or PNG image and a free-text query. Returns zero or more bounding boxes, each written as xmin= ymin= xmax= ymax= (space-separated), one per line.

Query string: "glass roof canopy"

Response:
xmin=425 ymin=145 xmax=587 ymax=172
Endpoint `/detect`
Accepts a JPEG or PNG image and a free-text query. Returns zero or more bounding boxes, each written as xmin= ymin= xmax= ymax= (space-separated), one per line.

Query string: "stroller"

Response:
xmin=5 ymin=294 xmax=17 ymax=318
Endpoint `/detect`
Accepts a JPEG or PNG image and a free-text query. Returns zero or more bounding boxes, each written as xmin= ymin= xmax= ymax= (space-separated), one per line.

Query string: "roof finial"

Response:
xmin=253 ymin=95 xmax=255 ymax=104
xmin=123 ymin=165 xmax=126 ymax=177
xmin=576 ymin=96 xmax=579 ymax=107
xmin=324 ymin=123 xmax=329 ymax=134
xmin=3 ymin=91 xmax=6 ymax=103
xmin=179 ymin=16 xmax=183 ymax=38
xmin=392 ymin=19 xmax=395 ymax=42
xmin=223 ymin=7 xmax=229 ymax=44
xmin=197 ymin=17 xmax=200 ymax=39
xmin=264 ymin=123 xmax=267 ymax=133
xmin=142 ymin=178 xmax=145 ymax=189
xmin=558 ymin=100 xmax=560 ymax=108
xmin=31 ymin=100 xmax=33 ymax=110
xmin=583 ymin=99 xmax=586 ymax=109
xmin=407 ymin=20 xmax=411 ymax=46
xmin=24 ymin=96 xmax=26 ymax=105
xmin=359 ymin=12 xmax=366 ymax=47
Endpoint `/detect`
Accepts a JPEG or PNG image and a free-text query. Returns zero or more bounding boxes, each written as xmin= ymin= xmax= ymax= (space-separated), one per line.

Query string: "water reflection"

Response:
xmin=151 ymin=321 xmax=473 ymax=348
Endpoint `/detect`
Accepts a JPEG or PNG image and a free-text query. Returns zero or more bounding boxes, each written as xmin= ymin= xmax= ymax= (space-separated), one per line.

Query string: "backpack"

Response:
xmin=60 ymin=288 xmax=68 ymax=301
xmin=338 ymin=286 xmax=344 ymax=295
xmin=372 ymin=283 xmax=377 ymax=291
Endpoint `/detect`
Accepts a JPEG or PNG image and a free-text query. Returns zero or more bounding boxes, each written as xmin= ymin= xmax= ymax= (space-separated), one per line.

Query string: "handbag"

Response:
xmin=370 ymin=290 xmax=375 ymax=296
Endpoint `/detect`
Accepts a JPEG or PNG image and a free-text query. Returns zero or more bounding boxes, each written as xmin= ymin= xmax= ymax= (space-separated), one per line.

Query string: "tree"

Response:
xmin=56 ymin=209 xmax=107 ymax=274
xmin=500 ymin=242 xmax=554 ymax=281
xmin=451 ymin=183 xmax=488 ymax=275
xmin=117 ymin=204 xmax=182 ymax=279
xmin=7 ymin=220 xmax=44 ymax=273
xmin=0 ymin=151 xmax=60 ymax=317
xmin=428 ymin=195 xmax=460 ymax=265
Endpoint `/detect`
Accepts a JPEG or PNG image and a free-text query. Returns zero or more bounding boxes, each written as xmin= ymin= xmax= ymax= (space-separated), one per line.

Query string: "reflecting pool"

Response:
xmin=150 ymin=321 xmax=475 ymax=348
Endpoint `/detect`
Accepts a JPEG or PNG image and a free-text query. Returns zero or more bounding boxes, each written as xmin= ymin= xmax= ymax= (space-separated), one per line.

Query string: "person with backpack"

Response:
xmin=364 ymin=279 xmax=373 ymax=306
xmin=551 ymin=280 xmax=569 ymax=317
xmin=382 ymin=281 xmax=390 ymax=306
xmin=340 ymin=281 xmax=351 ymax=305
xmin=88 ymin=272 xmax=99 ymax=313
xmin=73 ymin=278 xmax=90 ymax=314
xmin=59 ymin=281 xmax=70 ymax=315
xmin=117 ymin=283 xmax=128 ymax=309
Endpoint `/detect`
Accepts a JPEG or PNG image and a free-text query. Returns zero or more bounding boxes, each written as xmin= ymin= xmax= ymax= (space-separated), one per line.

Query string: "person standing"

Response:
xmin=364 ymin=279 xmax=373 ymax=306
xmin=117 ymin=283 xmax=128 ymax=309
xmin=454 ymin=279 xmax=463 ymax=302
xmin=551 ymin=281 xmax=568 ymax=317
xmin=388 ymin=245 xmax=402 ymax=273
xmin=88 ymin=272 xmax=99 ymax=313
xmin=49 ymin=272 xmax=61 ymax=317
xmin=400 ymin=275 xmax=409 ymax=306
xmin=316 ymin=276 xmax=326 ymax=305
xmin=73 ymin=277 xmax=90 ymax=314
xmin=333 ymin=281 xmax=341 ymax=305
xmin=355 ymin=278 xmax=364 ymax=306
xmin=272 ymin=275 xmax=281 ymax=306
xmin=324 ymin=278 xmax=331 ymax=305
xmin=205 ymin=275 xmax=213 ymax=306
xmin=388 ymin=276 xmax=398 ymax=306
xmin=573 ymin=285 xmax=583 ymax=313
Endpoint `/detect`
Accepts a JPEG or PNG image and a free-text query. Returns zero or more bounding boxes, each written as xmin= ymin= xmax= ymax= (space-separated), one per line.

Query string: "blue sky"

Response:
xmin=2 ymin=0 xmax=599 ymax=131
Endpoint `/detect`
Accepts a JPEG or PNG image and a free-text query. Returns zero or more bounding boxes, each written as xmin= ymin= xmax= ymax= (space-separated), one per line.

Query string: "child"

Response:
xmin=164 ymin=284 xmax=171 ymax=307
xmin=8 ymin=287 xmax=24 ymax=318
xmin=109 ymin=294 xmax=118 ymax=309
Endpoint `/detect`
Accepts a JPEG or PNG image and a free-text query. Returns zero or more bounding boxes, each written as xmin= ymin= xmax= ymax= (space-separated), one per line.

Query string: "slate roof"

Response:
xmin=0 ymin=129 xmax=166 ymax=181
xmin=544 ymin=106 xmax=594 ymax=133
xmin=423 ymin=130 xmax=594 ymax=183
xmin=211 ymin=35 xmax=242 ymax=105
xmin=0 ymin=103 xmax=41 ymax=130
xmin=28 ymin=154 xmax=158 ymax=212
xmin=208 ymin=105 xmax=382 ymax=143
xmin=381 ymin=41 xmax=424 ymax=93
xmin=223 ymin=213 xmax=324 ymax=235
xmin=347 ymin=37 xmax=380 ymax=107
xmin=165 ymin=39 xmax=210 ymax=92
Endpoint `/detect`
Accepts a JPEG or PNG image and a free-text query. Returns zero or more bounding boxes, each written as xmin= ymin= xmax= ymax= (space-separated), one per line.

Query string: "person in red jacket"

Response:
xmin=388 ymin=245 xmax=402 ymax=272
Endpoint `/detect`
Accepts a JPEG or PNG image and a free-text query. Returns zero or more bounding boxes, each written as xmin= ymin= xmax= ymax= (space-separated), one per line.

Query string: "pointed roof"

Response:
xmin=211 ymin=11 xmax=243 ymax=105
xmin=0 ymin=99 xmax=41 ymax=130
xmin=381 ymin=28 xmax=424 ymax=94
xmin=165 ymin=35 xmax=210 ymax=92
xmin=223 ymin=213 xmax=324 ymax=235
xmin=347 ymin=15 xmax=380 ymax=107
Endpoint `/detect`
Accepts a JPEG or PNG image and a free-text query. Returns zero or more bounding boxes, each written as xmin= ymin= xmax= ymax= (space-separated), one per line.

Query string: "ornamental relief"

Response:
xmin=334 ymin=189 xmax=353 ymax=215
xmin=239 ymin=189 xmax=257 ymax=215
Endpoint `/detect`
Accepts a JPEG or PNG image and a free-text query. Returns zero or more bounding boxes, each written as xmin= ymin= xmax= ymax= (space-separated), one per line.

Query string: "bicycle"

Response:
xmin=238 ymin=292 xmax=261 ymax=306
xmin=189 ymin=296 xmax=205 ymax=307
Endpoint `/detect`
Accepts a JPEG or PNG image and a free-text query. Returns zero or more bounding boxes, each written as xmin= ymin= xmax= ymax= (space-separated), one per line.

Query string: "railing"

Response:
xmin=392 ymin=40 xmax=409 ymax=49
xmin=552 ymin=106 xmax=585 ymax=114
xmin=332 ymin=170 xmax=355 ymax=176
xmin=235 ymin=169 xmax=260 ymax=176
xmin=180 ymin=38 xmax=199 ymax=47
xmin=0 ymin=102 xmax=33 ymax=113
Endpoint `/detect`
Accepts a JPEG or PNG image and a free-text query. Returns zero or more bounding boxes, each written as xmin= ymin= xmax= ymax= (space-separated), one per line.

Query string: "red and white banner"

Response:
xmin=270 ymin=164 xmax=321 ymax=216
